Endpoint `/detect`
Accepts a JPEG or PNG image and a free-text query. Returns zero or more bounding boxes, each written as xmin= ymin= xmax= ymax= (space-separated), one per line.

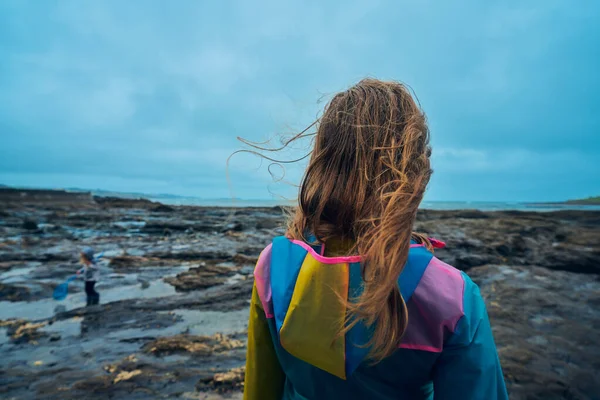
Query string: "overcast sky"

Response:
xmin=1 ymin=0 xmax=598 ymax=201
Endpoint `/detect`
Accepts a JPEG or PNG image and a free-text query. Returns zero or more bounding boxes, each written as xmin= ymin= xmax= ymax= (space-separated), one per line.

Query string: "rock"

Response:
xmin=113 ymin=369 xmax=142 ymax=384
xmin=109 ymin=255 xmax=148 ymax=268
xmin=142 ymin=222 xmax=217 ymax=234
xmin=49 ymin=334 xmax=61 ymax=342
xmin=151 ymin=204 xmax=175 ymax=213
xmin=232 ymin=253 xmax=258 ymax=265
xmin=0 ymin=319 xmax=25 ymax=328
xmin=2 ymin=195 xmax=599 ymax=400
xmin=222 ymin=222 xmax=244 ymax=232
xmin=239 ymin=266 xmax=254 ymax=275
xmin=149 ymin=250 xmax=233 ymax=262
xmin=22 ymin=220 xmax=38 ymax=230
xmin=454 ymin=254 xmax=496 ymax=269
xmin=164 ymin=264 xmax=237 ymax=291
xmin=196 ymin=366 xmax=245 ymax=393
xmin=143 ymin=333 xmax=244 ymax=356
xmin=37 ymin=223 xmax=57 ymax=233
xmin=255 ymin=218 xmax=281 ymax=230
xmin=0 ymin=283 xmax=32 ymax=301
xmin=8 ymin=321 xmax=48 ymax=344
xmin=93 ymin=196 xmax=155 ymax=208
xmin=468 ymin=265 xmax=600 ymax=399
xmin=54 ymin=305 xmax=67 ymax=314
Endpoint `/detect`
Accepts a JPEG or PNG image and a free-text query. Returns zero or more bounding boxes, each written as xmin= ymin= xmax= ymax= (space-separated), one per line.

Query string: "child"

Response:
xmin=78 ymin=247 xmax=100 ymax=306
xmin=243 ymin=79 xmax=508 ymax=399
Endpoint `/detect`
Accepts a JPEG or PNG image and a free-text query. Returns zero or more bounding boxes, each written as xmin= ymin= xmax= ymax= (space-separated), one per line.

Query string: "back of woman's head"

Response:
xmin=287 ymin=78 xmax=433 ymax=362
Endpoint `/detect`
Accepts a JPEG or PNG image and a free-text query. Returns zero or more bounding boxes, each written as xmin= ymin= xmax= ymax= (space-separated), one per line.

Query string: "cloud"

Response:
xmin=0 ymin=0 xmax=598 ymax=201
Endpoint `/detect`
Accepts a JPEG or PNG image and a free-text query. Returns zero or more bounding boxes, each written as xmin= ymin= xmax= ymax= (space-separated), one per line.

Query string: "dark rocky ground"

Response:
xmin=0 ymin=191 xmax=599 ymax=399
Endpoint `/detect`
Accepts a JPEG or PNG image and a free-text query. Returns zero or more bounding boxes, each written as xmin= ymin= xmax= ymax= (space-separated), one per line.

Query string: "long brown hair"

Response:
xmin=237 ymin=78 xmax=432 ymax=362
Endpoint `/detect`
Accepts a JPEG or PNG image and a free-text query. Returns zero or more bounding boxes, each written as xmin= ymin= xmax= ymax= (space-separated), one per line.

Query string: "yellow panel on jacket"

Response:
xmin=279 ymin=255 xmax=349 ymax=380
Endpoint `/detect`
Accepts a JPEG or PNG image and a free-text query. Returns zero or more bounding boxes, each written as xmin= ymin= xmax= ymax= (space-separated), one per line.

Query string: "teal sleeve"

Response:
xmin=433 ymin=272 xmax=508 ymax=400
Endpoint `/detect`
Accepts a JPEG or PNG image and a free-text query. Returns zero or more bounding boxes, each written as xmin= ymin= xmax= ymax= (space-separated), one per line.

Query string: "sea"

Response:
xmin=147 ymin=197 xmax=600 ymax=212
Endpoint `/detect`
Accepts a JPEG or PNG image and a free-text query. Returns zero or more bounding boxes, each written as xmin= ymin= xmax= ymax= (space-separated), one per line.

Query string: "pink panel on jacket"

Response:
xmin=254 ymin=243 xmax=274 ymax=318
xmin=399 ymin=257 xmax=465 ymax=352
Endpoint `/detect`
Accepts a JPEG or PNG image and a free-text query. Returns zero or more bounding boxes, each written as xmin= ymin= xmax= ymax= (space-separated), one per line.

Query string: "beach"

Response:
xmin=1 ymin=189 xmax=599 ymax=399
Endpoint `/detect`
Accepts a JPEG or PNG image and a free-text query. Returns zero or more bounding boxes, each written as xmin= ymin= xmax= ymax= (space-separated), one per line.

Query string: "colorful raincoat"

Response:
xmin=244 ymin=236 xmax=508 ymax=400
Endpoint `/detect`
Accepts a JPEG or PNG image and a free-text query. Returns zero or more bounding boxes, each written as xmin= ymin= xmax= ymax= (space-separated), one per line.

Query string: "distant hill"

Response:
xmin=564 ymin=196 xmax=600 ymax=205
xmin=1 ymin=184 xmax=245 ymax=203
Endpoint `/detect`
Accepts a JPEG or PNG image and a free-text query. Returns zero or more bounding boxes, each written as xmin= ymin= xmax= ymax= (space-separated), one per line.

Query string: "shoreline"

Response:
xmin=2 ymin=186 xmax=600 ymax=211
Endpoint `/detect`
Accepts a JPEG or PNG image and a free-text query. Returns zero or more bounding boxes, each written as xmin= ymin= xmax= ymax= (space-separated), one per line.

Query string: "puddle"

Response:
xmin=0 ymin=327 xmax=9 ymax=346
xmin=99 ymin=249 xmax=125 ymax=258
xmin=173 ymin=309 xmax=249 ymax=336
xmin=102 ymin=280 xmax=178 ymax=303
xmin=113 ymin=221 xmax=146 ymax=230
xmin=126 ymin=248 xmax=146 ymax=256
xmin=0 ymin=276 xmax=181 ymax=321
xmin=42 ymin=317 xmax=83 ymax=337
xmin=225 ymin=274 xmax=246 ymax=285
xmin=0 ymin=294 xmax=85 ymax=320
xmin=161 ymin=354 xmax=190 ymax=363
xmin=106 ymin=308 xmax=249 ymax=342
xmin=63 ymin=227 xmax=112 ymax=239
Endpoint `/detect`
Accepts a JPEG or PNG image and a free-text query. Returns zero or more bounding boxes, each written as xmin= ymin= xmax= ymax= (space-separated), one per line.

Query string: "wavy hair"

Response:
xmin=237 ymin=78 xmax=433 ymax=362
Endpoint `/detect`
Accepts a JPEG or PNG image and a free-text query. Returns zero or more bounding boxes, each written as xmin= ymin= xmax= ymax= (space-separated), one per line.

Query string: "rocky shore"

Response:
xmin=0 ymin=190 xmax=599 ymax=399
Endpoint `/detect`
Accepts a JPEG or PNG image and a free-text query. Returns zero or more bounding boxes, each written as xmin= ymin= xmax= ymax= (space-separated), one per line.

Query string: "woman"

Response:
xmin=243 ymin=79 xmax=508 ymax=399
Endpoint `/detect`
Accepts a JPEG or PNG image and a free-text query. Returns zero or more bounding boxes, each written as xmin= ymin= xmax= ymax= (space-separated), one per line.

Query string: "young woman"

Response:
xmin=243 ymin=79 xmax=508 ymax=399
xmin=78 ymin=247 xmax=100 ymax=306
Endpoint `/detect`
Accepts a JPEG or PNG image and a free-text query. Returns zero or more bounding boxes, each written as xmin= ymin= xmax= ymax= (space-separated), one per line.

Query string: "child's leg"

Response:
xmin=85 ymin=281 xmax=94 ymax=306
xmin=90 ymin=281 xmax=100 ymax=305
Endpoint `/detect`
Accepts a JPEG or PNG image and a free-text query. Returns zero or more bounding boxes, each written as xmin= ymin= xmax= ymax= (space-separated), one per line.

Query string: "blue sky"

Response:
xmin=0 ymin=0 xmax=598 ymax=201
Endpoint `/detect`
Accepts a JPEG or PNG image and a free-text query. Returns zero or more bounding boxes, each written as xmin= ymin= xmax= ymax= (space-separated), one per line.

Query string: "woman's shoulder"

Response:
xmin=399 ymin=256 xmax=472 ymax=351
xmin=411 ymin=256 xmax=466 ymax=318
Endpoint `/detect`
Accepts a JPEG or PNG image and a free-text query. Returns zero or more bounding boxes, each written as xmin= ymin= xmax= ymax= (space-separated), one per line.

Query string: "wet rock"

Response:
xmin=93 ymin=196 xmax=155 ymax=208
xmin=255 ymin=218 xmax=281 ymax=230
xmin=239 ymin=266 xmax=254 ymax=275
xmin=142 ymin=222 xmax=217 ymax=234
xmin=2 ymin=195 xmax=599 ymax=400
xmin=0 ymin=318 xmax=25 ymax=328
xmin=54 ymin=305 xmax=67 ymax=314
xmin=150 ymin=250 xmax=233 ymax=262
xmin=49 ymin=334 xmax=61 ymax=342
xmin=232 ymin=253 xmax=258 ymax=265
xmin=415 ymin=210 xmax=600 ymax=274
xmin=151 ymin=204 xmax=175 ymax=213
xmin=468 ymin=265 xmax=600 ymax=399
xmin=453 ymin=253 xmax=496 ymax=269
xmin=143 ymin=333 xmax=244 ymax=356
xmin=6 ymin=320 xmax=48 ymax=344
xmin=38 ymin=223 xmax=58 ymax=233
xmin=109 ymin=255 xmax=148 ymax=268
xmin=196 ymin=366 xmax=245 ymax=393
xmin=22 ymin=219 xmax=38 ymax=230
xmin=113 ymin=369 xmax=142 ymax=384
xmin=222 ymin=222 xmax=244 ymax=232
xmin=109 ymin=255 xmax=181 ymax=269
xmin=164 ymin=265 xmax=237 ymax=291
xmin=0 ymin=282 xmax=32 ymax=301
xmin=75 ymin=306 xmax=182 ymax=337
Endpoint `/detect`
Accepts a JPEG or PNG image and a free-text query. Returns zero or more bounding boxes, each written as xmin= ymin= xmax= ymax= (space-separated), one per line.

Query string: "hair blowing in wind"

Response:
xmin=238 ymin=79 xmax=433 ymax=362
